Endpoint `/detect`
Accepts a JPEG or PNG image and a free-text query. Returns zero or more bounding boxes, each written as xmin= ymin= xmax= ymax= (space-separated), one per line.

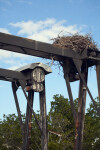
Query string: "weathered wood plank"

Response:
xmin=0 ymin=32 xmax=82 ymax=60
xmin=39 ymin=83 xmax=48 ymax=150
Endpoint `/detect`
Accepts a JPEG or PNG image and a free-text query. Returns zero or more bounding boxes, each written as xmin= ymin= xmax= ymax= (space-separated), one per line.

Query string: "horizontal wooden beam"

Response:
xmin=0 ymin=68 xmax=28 ymax=81
xmin=0 ymin=32 xmax=82 ymax=60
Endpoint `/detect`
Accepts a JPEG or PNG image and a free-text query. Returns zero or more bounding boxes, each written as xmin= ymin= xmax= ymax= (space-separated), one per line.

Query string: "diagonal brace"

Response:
xmin=65 ymin=74 xmax=76 ymax=123
xmin=73 ymin=59 xmax=100 ymax=117
xmin=12 ymin=82 xmax=24 ymax=139
xmin=19 ymin=80 xmax=42 ymax=132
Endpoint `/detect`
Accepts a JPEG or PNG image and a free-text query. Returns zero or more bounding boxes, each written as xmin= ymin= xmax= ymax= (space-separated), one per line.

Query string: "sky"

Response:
xmin=0 ymin=0 xmax=99 ymax=119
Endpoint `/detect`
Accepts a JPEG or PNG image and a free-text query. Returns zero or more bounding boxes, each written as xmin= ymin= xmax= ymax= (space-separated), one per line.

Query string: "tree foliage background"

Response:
xmin=0 ymin=95 xmax=100 ymax=150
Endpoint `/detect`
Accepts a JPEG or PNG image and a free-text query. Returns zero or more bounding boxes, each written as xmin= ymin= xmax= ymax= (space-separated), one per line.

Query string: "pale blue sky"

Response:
xmin=0 ymin=0 xmax=99 ymax=118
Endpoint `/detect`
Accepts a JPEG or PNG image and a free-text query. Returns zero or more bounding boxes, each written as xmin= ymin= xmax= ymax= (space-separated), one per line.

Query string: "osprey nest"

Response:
xmin=52 ymin=34 xmax=98 ymax=54
xmin=52 ymin=34 xmax=99 ymax=81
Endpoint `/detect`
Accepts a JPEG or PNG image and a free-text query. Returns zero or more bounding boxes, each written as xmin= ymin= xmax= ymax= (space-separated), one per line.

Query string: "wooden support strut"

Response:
xmin=12 ymin=80 xmax=42 ymax=150
xmin=74 ymin=61 xmax=88 ymax=150
xmin=12 ymin=82 xmax=25 ymax=148
xmin=19 ymin=80 xmax=48 ymax=150
xmin=73 ymin=59 xmax=100 ymax=117
xmin=24 ymin=91 xmax=34 ymax=150
xmin=96 ymin=63 xmax=100 ymax=103
xmin=65 ymin=74 xmax=76 ymax=124
xmin=39 ymin=82 xmax=48 ymax=150
xmin=19 ymin=80 xmax=42 ymax=133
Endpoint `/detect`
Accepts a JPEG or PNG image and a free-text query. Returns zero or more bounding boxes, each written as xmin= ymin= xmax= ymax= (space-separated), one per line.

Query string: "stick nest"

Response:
xmin=52 ymin=34 xmax=98 ymax=54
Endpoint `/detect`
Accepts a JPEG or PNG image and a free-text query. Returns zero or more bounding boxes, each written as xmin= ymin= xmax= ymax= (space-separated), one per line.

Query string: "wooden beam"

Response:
xmin=24 ymin=91 xmax=34 ymax=150
xmin=73 ymin=59 xmax=100 ymax=117
xmin=96 ymin=63 xmax=100 ymax=103
xmin=39 ymin=83 xmax=48 ymax=150
xmin=0 ymin=68 xmax=28 ymax=81
xmin=74 ymin=62 xmax=88 ymax=150
xmin=0 ymin=32 xmax=82 ymax=60
xmin=19 ymin=80 xmax=42 ymax=132
xmin=65 ymin=74 xmax=76 ymax=123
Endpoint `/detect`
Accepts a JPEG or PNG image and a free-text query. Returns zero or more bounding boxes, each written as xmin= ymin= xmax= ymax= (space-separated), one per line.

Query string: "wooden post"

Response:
xmin=74 ymin=62 xmax=88 ymax=150
xmin=19 ymin=80 xmax=41 ymax=131
xmin=73 ymin=59 xmax=100 ymax=117
xmin=39 ymin=83 xmax=48 ymax=150
xmin=65 ymin=74 xmax=76 ymax=124
xmin=96 ymin=64 xmax=100 ymax=103
xmin=24 ymin=90 xmax=34 ymax=150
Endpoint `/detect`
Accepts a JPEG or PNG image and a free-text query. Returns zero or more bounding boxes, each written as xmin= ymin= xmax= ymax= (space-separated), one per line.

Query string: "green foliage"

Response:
xmin=0 ymin=113 xmax=41 ymax=150
xmin=30 ymin=114 xmax=41 ymax=150
xmin=0 ymin=95 xmax=100 ymax=150
xmin=48 ymin=94 xmax=75 ymax=150
xmin=83 ymin=97 xmax=100 ymax=150
xmin=0 ymin=114 xmax=22 ymax=150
